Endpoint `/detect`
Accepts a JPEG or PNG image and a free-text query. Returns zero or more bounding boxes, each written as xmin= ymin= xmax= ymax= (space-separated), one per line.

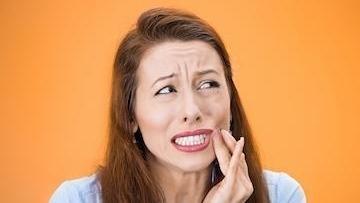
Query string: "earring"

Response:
xmin=211 ymin=160 xmax=219 ymax=184
xmin=211 ymin=164 xmax=216 ymax=184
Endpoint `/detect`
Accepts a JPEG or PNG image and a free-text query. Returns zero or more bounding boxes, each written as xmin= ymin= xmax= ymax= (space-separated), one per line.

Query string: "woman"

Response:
xmin=50 ymin=7 xmax=306 ymax=203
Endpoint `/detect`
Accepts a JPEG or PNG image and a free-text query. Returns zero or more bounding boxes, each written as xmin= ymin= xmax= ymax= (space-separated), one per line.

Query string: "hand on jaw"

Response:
xmin=203 ymin=129 xmax=254 ymax=203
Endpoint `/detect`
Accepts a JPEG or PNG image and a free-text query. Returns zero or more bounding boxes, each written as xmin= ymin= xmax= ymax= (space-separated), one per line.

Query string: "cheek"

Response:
xmin=201 ymin=92 xmax=231 ymax=121
xmin=136 ymin=105 xmax=172 ymax=144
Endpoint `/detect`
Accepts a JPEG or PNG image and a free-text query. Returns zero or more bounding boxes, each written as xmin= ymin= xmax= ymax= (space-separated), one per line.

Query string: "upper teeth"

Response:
xmin=174 ymin=134 xmax=206 ymax=146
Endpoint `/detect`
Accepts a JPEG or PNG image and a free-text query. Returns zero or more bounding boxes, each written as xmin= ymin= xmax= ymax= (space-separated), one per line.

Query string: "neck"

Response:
xmin=148 ymin=155 xmax=212 ymax=203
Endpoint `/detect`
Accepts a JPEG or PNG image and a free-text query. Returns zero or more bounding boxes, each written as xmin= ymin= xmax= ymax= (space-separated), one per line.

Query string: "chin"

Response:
xmin=174 ymin=154 xmax=216 ymax=173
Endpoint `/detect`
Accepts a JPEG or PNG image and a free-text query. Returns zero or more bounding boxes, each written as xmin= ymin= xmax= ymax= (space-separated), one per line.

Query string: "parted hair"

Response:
xmin=97 ymin=7 xmax=270 ymax=203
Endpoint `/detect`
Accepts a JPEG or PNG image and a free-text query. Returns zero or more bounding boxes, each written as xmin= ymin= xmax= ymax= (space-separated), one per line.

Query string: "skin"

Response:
xmin=133 ymin=40 xmax=253 ymax=203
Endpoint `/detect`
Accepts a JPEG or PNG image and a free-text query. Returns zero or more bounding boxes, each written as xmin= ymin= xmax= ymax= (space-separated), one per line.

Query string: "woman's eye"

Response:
xmin=155 ymin=86 xmax=176 ymax=95
xmin=199 ymin=81 xmax=220 ymax=90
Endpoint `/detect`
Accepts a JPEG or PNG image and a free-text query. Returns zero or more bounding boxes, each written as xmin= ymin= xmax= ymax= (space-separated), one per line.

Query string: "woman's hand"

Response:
xmin=203 ymin=129 xmax=254 ymax=203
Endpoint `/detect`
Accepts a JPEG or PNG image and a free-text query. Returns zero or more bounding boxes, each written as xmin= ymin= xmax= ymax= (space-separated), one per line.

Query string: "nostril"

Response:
xmin=183 ymin=115 xmax=201 ymax=123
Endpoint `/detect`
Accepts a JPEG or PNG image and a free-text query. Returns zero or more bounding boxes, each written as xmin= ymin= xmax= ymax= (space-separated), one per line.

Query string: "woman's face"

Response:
xmin=133 ymin=40 xmax=231 ymax=172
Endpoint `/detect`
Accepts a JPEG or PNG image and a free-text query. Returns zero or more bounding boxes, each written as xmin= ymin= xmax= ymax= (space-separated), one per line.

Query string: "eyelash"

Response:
xmin=155 ymin=81 xmax=220 ymax=96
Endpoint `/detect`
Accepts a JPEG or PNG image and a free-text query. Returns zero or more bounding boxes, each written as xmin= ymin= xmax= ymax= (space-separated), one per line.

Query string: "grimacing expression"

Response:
xmin=133 ymin=40 xmax=231 ymax=172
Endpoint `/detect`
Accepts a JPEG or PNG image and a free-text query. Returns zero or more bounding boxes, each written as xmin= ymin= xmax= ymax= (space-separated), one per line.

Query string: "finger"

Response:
xmin=227 ymin=137 xmax=245 ymax=179
xmin=220 ymin=129 xmax=236 ymax=153
xmin=213 ymin=129 xmax=231 ymax=175
xmin=235 ymin=138 xmax=249 ymax=176
xmin=236 ymin=152 xmax=253 ymax=199
xmin=239 ymin=153 xmax=250 ymax=177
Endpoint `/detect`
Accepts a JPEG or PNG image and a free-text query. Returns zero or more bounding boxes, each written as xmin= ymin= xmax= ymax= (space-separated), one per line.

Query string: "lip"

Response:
xmin=171 ymin=128 xmax=214 ymax=153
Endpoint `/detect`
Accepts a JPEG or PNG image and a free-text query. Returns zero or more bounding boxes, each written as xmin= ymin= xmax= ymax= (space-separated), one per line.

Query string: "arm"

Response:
xmin=277 ymin=172 xmax=307 ymax=203
xmin=49 ymin=181 xmax=81 ymax=203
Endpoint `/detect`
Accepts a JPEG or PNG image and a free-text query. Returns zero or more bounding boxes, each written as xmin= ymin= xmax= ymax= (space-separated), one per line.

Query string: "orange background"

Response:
xmin=1 ymin=0 xmax=359 ymax=202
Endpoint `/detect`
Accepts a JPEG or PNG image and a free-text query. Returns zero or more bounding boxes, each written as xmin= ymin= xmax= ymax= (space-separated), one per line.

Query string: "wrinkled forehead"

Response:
xmin=137 ymin=40 xmax=224 ymax=84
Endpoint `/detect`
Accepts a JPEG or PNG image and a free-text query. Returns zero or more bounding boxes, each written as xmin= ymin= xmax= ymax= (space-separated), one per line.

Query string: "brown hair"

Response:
xmin=98 ymin=7 xmax=270 ymax=203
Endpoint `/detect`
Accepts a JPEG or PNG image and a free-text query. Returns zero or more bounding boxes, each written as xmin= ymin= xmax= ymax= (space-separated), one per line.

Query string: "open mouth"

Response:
xmin=171 ymin=129 xmax=213 ymax=152
xmin=174 ymin=134 xmax=207 ymax=146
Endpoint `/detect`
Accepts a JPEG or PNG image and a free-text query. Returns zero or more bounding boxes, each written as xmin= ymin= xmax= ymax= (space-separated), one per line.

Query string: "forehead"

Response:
xmin=137 ymin=40 xmax=223 ymax=80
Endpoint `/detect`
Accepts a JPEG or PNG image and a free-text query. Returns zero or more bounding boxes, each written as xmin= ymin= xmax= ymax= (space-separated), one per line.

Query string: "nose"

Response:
xmin=181 ymin=92 xmax=202 ymax=125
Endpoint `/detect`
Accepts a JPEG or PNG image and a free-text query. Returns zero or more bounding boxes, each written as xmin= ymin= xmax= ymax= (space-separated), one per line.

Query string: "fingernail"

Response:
xmin=221 ymin=129 xmax=232 ymax=137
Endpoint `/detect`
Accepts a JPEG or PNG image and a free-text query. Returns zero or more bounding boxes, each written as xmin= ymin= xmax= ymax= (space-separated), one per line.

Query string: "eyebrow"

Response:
xmin=151 ymin=69 xmax=219 ymax=87
xmin=196 ymin=69 xmax=219 ymax=77
xmin=151 ymin=73 xmax=176 ymax=87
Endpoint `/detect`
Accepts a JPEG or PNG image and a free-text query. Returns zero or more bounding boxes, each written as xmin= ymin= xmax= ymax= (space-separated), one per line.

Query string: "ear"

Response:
xmin=131 ymin=121 xmax=139 ymax=133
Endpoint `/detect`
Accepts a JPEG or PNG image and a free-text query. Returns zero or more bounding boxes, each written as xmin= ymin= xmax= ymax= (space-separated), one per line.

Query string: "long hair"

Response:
xmin=98 ymin=7 xmax=270 ymax=203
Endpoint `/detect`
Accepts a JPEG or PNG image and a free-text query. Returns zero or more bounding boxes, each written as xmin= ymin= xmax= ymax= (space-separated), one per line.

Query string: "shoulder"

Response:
xmin=49 ymin=173 xmax=102 ymax=203
xmin=263 ymin=169 xmax=307 ymax=203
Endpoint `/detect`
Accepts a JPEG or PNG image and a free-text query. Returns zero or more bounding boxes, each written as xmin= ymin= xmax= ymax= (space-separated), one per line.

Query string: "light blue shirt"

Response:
xmin=50 ymin=169 xmax=306 ymax=203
